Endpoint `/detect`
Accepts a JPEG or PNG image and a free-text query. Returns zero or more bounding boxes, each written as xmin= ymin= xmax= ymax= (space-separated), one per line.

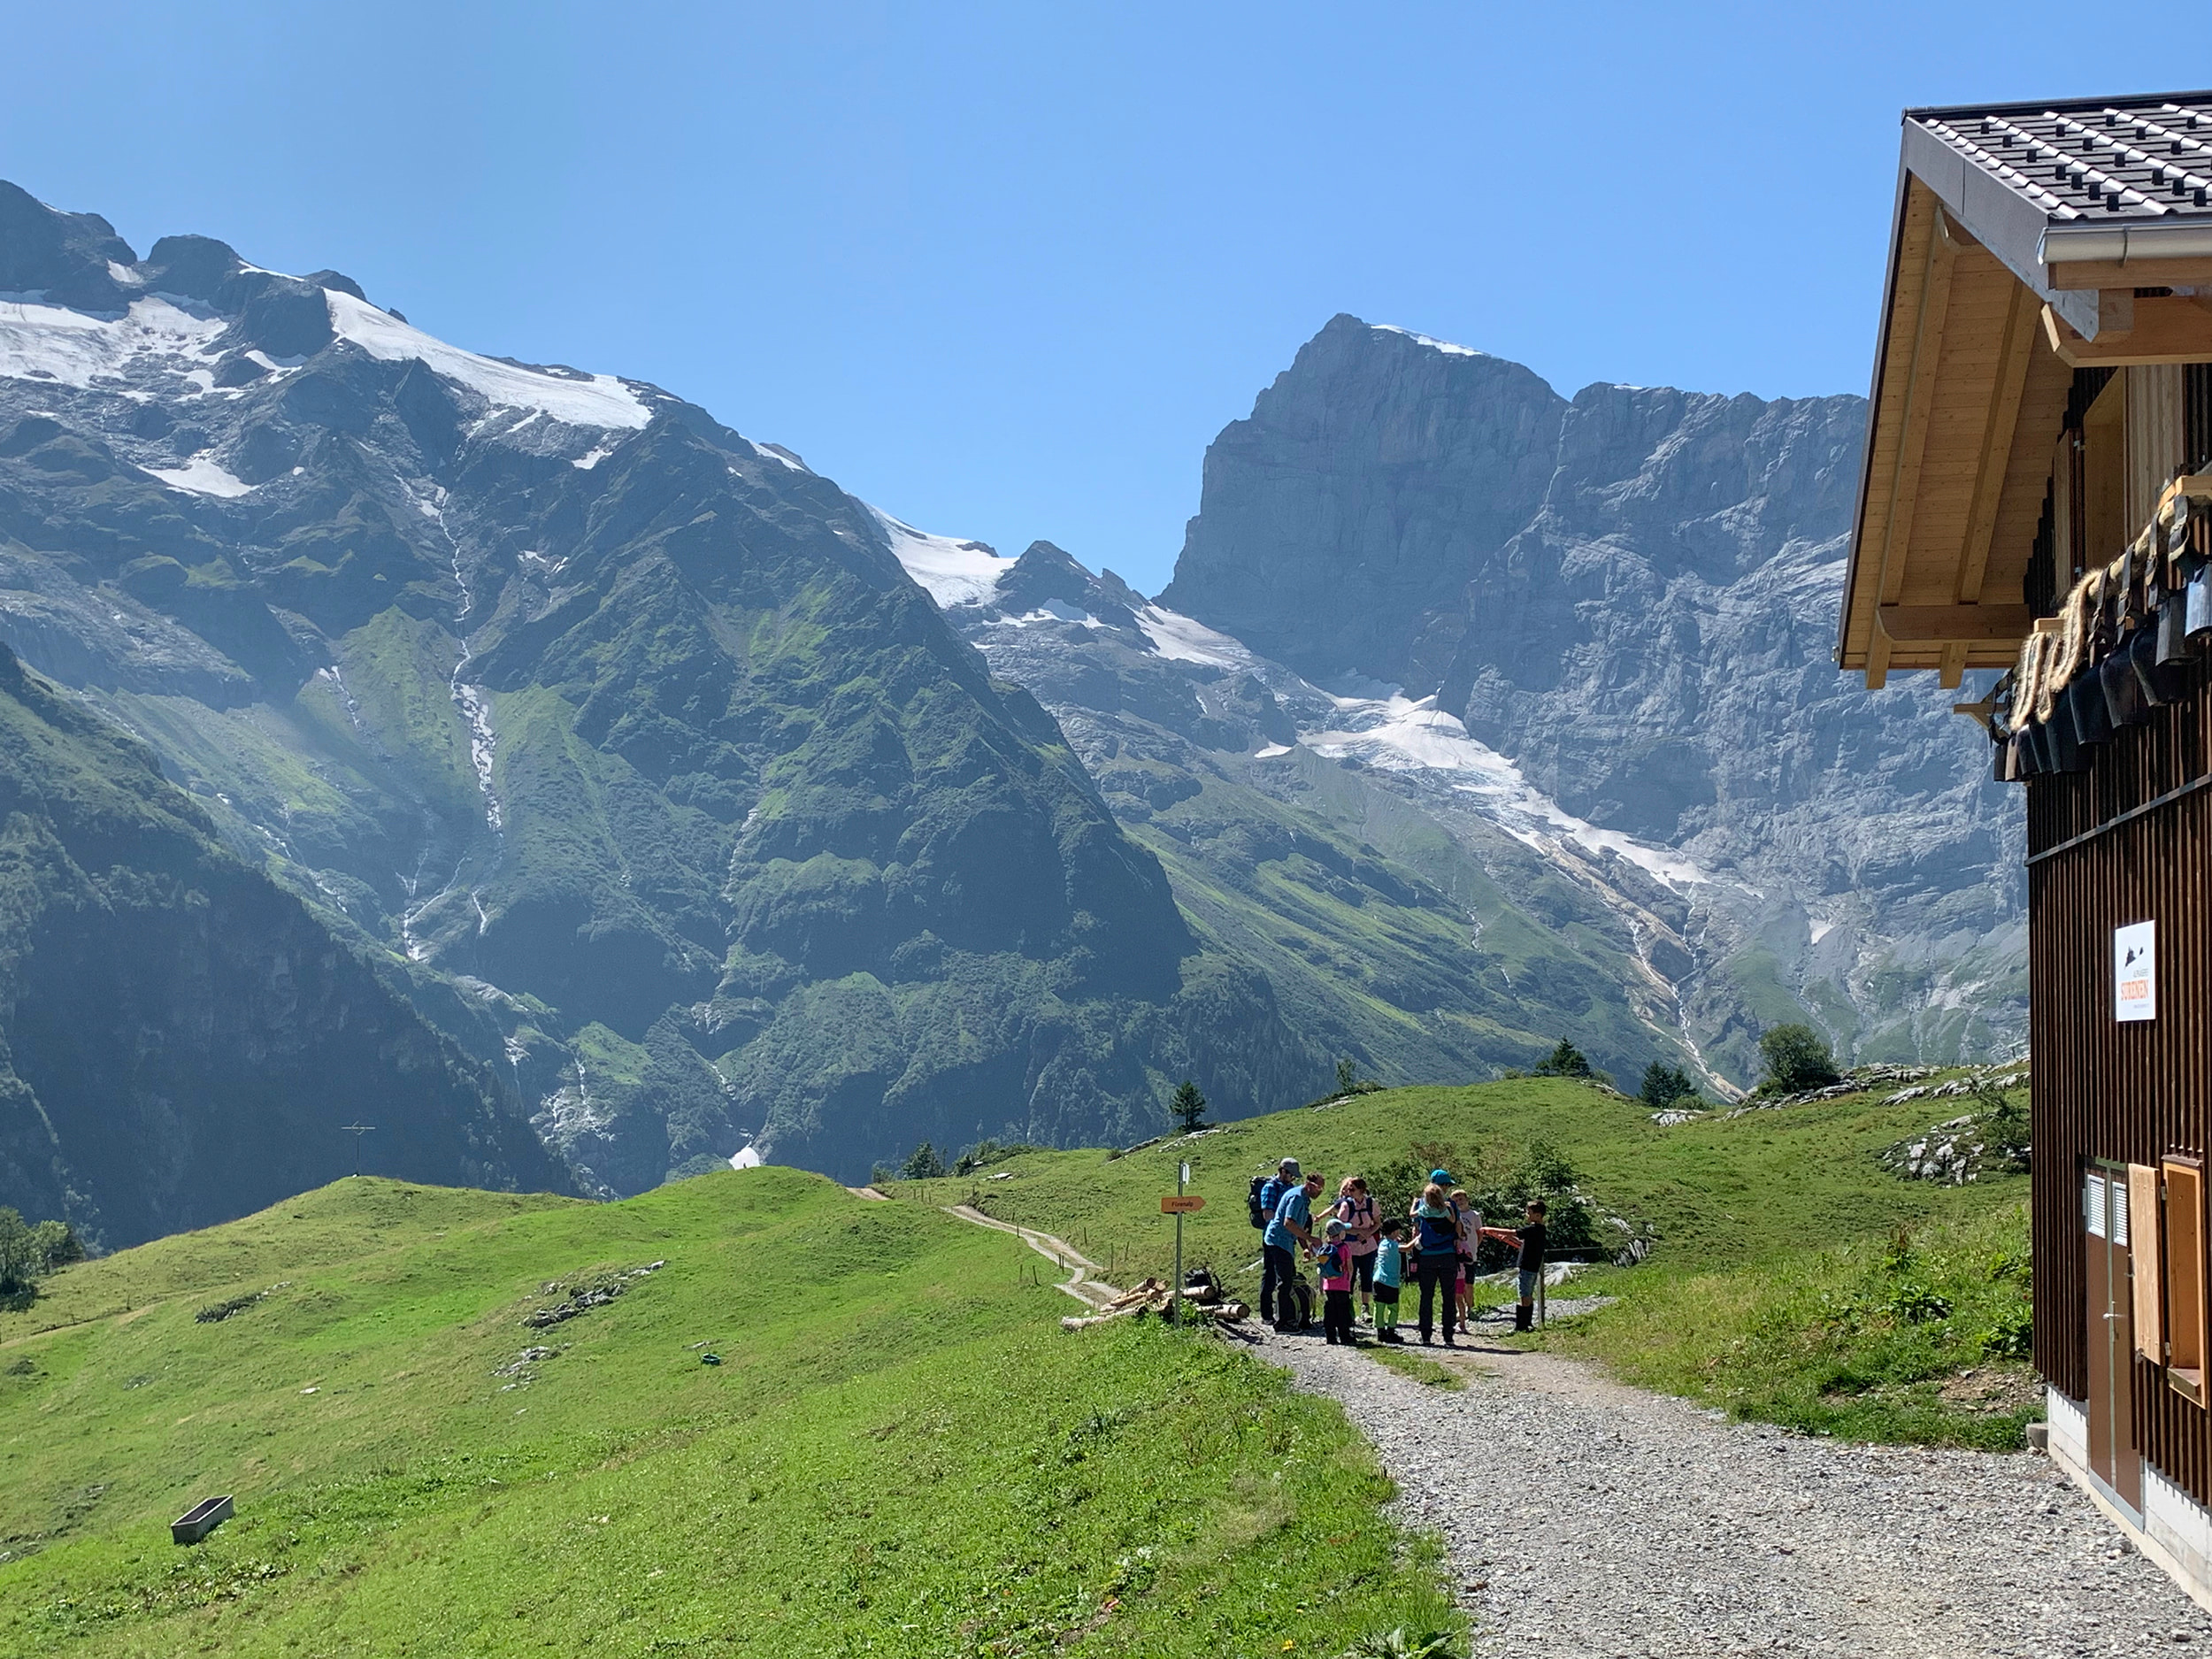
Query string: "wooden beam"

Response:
xmin=2044 ymin=296 xmax=2212 ymax=367
xmin=1878 ymin=603 xmax=2034 ymax=644
xmin=1956 ymin=280 xmax=2040 ymax=606
xmin=1938 ymin=641 xmax=1968 ymax=689
xmin=2047 ymin=256 xmax=2212 ymax=291
xmin=1866 ymin=207 xmax=1960 ymax=690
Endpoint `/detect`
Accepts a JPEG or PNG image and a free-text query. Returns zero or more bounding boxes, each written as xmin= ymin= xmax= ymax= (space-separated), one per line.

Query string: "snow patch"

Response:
xmin=1371 ymin=322 xmax=1486 ymax=358
xmin=871 ymin=508 xmax=1010 ymax=608
xmin=0 ymin=295 xmax=227 ymax=388
xmin=144 ymin=456 xmax=254 ymax=498
xmin=729 ymin=1143 xmax=765 ymax=1171
xmin=1306 ymin=692 xmax=1713 ymax=887
xmin=324 ymin=289 xmax=650 ymax=431
xmin=1809 ymin=918 xmax=1837 ymax=945
xmin=995 ymin=599 xmax=1102 ymax=629
xmin=1133 ymin=603 xmax=1262 ymax=671
xmin=1254 ymin=742 xmax=1294 ymax=759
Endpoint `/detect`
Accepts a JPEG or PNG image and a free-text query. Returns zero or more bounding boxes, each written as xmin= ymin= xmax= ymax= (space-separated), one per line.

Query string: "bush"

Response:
xmin=1759 ymin=1024 xmax=1839 ymax=1094
xmin=1333 ymin=1057 xmax=1382 ymax=1096
xmin=1363 ymin=1138 xmax=1609 ymax=1266
xmin=0 ymin=1209 xmax=84 ymax=1311
xmin=1883 ymin=1281 xmax=1953 ymax=1325
xmin=1978 ymin=1304 xmax=2033 ymax=1357
xmin=953 ymin=1140 xmax=1046 ymax=1176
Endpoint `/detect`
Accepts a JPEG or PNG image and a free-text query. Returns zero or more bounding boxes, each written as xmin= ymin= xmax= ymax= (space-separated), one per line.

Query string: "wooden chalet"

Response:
xmin=1842 ymin=89 xmax=2212 ymax=1602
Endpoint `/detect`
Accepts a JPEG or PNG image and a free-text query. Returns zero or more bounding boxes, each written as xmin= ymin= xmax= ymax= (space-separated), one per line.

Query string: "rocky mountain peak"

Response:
xmin=0 ymin=181 xmax=137 ymax=310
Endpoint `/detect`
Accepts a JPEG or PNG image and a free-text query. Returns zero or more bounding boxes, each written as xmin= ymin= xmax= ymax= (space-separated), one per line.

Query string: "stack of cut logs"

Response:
xmin=1060 ymin=1275 xmax=1251 ymax=1333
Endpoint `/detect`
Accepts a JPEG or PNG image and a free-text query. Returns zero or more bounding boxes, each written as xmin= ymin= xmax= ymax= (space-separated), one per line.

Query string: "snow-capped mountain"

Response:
xmin=0 ymin=180 xmax=2016 ymax=1243
xmin=887 ymin=317 xmax=2024 ymax=1087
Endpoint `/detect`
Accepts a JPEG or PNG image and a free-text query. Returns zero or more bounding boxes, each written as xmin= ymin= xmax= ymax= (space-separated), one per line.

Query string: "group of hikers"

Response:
xmin=1249 ymin=1159 xmax=1547 ymax=1346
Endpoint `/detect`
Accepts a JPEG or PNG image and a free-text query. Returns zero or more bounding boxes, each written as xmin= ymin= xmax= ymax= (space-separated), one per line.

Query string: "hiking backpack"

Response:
xmin=1248 ymin=1174 xmax=1285 ymax=1229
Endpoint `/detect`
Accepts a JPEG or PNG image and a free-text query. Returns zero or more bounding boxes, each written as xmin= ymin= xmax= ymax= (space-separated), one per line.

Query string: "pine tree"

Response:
xmin=1639 ymin=1061 xmax=1700 ymax=1110
xmin=1535 ymin=1039 xmax=1592 ymax=1079
xmin=1169 ymin=1079 xmax=1208 ymax=1133
xmin=899 ymin=1141 xmax=946 ymax=1179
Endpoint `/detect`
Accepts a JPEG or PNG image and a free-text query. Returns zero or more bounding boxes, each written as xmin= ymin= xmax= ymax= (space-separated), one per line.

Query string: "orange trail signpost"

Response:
xmin=1163 ymin=1164 xmax=1203 ymax=1324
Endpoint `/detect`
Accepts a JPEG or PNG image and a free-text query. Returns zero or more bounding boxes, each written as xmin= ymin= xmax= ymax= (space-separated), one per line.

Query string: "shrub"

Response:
xmin=1969 ymin=1085 xmax=2031 ymax=1173
xmin=953 ymin=1140 xmax=1046 ymax=1176
xmin=1883 ymin=1282 xmax=1953 ymax=1325
xmin=1759 ymin=1024 xmax=1839 ymax=1094
xmin=0 ymin=1209 xmax=84 ymax=1311
xmin=1363 ymin=1138 xmax=1610 ymax=1266
xmin=1978 ymin=1304 xmax=2033 ymax=1357
xmin=1333 ymin=1057 xmax=1383 ymax=1096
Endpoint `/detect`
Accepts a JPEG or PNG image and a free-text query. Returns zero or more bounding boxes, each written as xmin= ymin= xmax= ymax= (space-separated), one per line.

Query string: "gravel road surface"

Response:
xmin=1256 ymin=1327 xmax=2212 ymax=1658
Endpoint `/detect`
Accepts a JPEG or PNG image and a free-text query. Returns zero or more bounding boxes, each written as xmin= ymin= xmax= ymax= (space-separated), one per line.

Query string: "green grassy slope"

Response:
xmin=0 ymin=1171 xmax=1453 ymax=1657
xmin=891 ymin=1077 xmax=2036 ymax=1448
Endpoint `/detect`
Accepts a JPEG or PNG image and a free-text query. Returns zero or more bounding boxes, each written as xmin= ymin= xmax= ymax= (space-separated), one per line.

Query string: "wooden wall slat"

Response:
xmin=2031 ymin=655 xmax=2212 ymax=1503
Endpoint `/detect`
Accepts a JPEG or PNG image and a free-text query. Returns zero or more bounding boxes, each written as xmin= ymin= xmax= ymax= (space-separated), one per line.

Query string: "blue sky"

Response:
xmin=0 ymin=3 xmax=2185 ymax=592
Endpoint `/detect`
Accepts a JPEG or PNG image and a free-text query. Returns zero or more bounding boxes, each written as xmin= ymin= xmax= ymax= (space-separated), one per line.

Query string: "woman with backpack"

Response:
xmin=1332 ymin=1175 xmax=1379 ymax=1323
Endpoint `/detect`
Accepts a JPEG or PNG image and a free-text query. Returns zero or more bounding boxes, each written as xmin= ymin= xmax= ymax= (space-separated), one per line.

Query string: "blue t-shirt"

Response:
xmin=1263 ymin=1184 xmax=1311 ymax=1249
xmin=1374 ymin=1237 xmax=1403 ymax=1289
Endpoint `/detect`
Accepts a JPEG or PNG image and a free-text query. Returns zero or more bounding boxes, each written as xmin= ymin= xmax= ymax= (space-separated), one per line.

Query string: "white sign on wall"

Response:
xmin=2116 ymin=920 xmax=2157 ymax=1023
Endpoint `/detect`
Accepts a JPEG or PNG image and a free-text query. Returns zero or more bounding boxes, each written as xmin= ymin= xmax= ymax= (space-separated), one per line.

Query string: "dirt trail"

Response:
xmin=938 ymin=1204 xmax=1123 ymax=1310
xmin=919 ymin=1195 xmax=2212 ymax=1655
xmin=1260 ymin=1328 xmax=2212 ymax=1658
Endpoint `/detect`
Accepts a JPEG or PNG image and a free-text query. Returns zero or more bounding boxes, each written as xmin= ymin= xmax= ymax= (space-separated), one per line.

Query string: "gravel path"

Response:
xmin=1254 ymin=1326 xmax=2212 ymax=1657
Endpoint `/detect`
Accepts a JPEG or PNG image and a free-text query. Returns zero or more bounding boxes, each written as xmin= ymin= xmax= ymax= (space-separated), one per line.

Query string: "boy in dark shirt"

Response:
xmin=1512 ymin=1199 xmax=1547 ymax=1332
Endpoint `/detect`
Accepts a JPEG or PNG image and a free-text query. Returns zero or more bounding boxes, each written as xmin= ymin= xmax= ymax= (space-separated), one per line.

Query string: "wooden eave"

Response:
xmin=1840 ymin=174 xmax=2073 ymax=688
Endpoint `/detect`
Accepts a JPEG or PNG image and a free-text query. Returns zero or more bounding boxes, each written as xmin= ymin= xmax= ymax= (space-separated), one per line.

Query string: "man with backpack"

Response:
xmin=1266 ymin=1170 xmax=1325 ymax=1333
xmin=1250 ymin=1157 xmax=1302 ymax=1327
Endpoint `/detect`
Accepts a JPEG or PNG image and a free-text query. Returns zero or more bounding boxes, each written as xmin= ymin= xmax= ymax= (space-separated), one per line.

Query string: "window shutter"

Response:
xmin=2164 ymin=1158 xmax=2208 ymax=1403
xmin=2132 ymin=1163 xmax=2165 ymax=1362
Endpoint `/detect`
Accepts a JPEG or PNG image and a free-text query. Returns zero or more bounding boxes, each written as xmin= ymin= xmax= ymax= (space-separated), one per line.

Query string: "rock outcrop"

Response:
xmin=1157 ymin=316 xmax=2025 ymax=1083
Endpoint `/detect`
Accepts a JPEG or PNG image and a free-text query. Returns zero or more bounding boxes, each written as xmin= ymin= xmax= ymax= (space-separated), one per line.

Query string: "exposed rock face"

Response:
xmin=0 ymin=644 xmax=572 ymax=1248
xmin=0 ymin=178 xmax=2025 ymax=1228
xmin=1158 ymin=317 xmax=2025 ymax=1082
xmin=0 ymin=182 xmax=1306 ymax=1199
xmin=902 ymin=539 xmax=1716 ymax=1093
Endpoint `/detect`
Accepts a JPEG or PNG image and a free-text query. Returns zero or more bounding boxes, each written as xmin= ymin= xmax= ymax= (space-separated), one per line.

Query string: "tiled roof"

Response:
xmin=1910 ymin=93 xmax=2212 ymax=222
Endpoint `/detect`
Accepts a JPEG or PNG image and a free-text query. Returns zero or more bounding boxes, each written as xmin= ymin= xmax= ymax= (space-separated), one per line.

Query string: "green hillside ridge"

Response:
xmin=1123 ymin=746 xmax=1692 ymax=1087
xmin=0 ymin=644 xmax=569 ymax=1248
xmin=888 ymin=1074 xmax=2036 ymax=1448
xmin=0 ymin=1171 xmax=1455 ymax=1656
